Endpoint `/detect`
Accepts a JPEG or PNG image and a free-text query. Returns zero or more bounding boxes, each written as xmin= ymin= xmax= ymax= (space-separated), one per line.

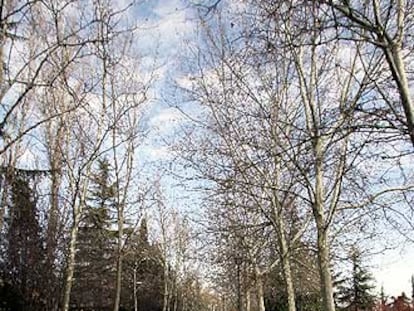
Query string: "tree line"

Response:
xmin=0 ymin=1 xmax=414 ymax=311
xmin=0 ymin=159 xmax=210 ymax=311
xmin=174 ymin=1 xmax=414 ymax=311
xmin=0 ymin=0 xmax=209 ymax=310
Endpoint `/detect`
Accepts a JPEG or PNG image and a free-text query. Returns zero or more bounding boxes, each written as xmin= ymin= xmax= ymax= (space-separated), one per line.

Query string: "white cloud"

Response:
xmin=148 ymin=107 xmax=185 ymax=130
xmin=140 ymin=144 xmax=172 ymax=161
xmin=152 ymin=0 xmax=184 ymax=17
xmin=152 ymin=0 xmax=195 ymax=51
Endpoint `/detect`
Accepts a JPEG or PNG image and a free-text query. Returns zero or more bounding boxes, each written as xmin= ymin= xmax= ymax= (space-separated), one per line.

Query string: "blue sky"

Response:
xmin=134 ymin=0 xmax=414 ymax=297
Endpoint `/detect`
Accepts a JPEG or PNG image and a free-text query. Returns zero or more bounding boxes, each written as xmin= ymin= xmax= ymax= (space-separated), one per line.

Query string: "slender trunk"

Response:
xmin=167 ymin=280 xmax=172 ymax=311
xmin=182 ymin=293 xmax=187 ymax=311
xmin=134 ymin=265 xmax=138 ymax=311
xmin=45 ymin=167 xmax=61 ymax=310
xmin=316 ymin=227 xmax=335 ymax=311
xmin=173 ymin=279 xmax=178 ymax=311
xmin=277 ymin=215 xmax=296 ymax=311
xmin=0 ymin=27 xmax=4 ymax=96
xmin=0 ymin=14 xmax=6 ymax=106
xmin=0 ymin=169 xmax=9 ymax=231
xmin=256 ymin=273 xmax=265 ymax=311
xmin=245 ymin=288 xmax=251 ymax=311
xmin=46 ymin=169 xmax=61 ymax=266
xmin=237 ymin=262 xmax=242 ymax=311
xmin=0 ymin=153 xmax=16 ymax=231
xmin=221 ymin=296 xmax=226 ymax=311
xmin=313 ymin=137 xmax=335 ymax=311
xmin=46 ymin=133 xmax=63 ymax=266
xmin=62 ymin=203 xmax=81 ymax=311
xmin=280 ymin=242 xmax=296 ymax=311
xmin=113 ymin=212 xmax=124 ymax=311
xmin=272 ymin=192 xmax=296 ymax=311
xmin=163 ymin=263 xmax=169 ymax=311
xmin=384 ymin=45 xmax=414 ymax=146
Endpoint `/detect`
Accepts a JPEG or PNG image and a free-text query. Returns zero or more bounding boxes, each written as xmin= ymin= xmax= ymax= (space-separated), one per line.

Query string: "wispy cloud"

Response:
xmin=148 ymin=107 xmax=185 ymax=130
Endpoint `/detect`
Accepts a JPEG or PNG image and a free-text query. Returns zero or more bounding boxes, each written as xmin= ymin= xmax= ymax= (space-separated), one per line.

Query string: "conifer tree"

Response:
xmin=121 ymin=217 xmax=164 ymax=311
xmin=380 ymin=285 xmax=387 ymax=311
xmin=70 ymin=158 xmax=117 ymax=309
xmin=138 ymin=216 xmax=149 ymax=246
xmin=6 ymin=173 xmax=44 ymax=310
xmin=336 ymin=249 xmax=376 ymax=311
xmin=84 ymin=158 xmax=116 ymax=229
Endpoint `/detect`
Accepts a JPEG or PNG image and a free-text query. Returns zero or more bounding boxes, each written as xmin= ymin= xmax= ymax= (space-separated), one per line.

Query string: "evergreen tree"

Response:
xmin=139 ymin=216 xmax=149 ymax=244
xmin=5 ymin=174 xmax=45 ymax=310
xmin=121 ymin=217 xmax=164 ymax=311
xmin=84 ymin=158 xmax=115 ymax=229
xmin=70 ymin=158 xmax=117 ymax=310
xmin=380 ymin=285 xmax=387 ymax=311
xmin=336 ymin=249 xmax=376 ymax=311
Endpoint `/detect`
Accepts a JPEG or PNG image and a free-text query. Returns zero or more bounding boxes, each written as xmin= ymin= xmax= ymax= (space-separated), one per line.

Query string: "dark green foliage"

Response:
xmin=296 ymin=293 xmax=323 ymax=311
xmin=335 ymin=249 xmax=376 ymax=311
xmin=70 ymin=158 xmax=117 ymax=310
xmin=264 ymin=244 xmax=322 ymax=311
xmin=0 ymin=163 xmax=222 ymax=311
xmin=69 ymin=159 xmax=168 ymax=311
xmin=84 ymin=158 xmax=116 ymax=229
xmin=265 ymin=275 xmax=322 ymax=311
xmin=1 ymin=173 xmax=45 ymax=310
xmin=0 ymin=279 xmax=25 ymax=311
xmin=122 ymin=219 xmax=164 ymax=311
xmin=138 ymin=216 xmax=149 ymax=246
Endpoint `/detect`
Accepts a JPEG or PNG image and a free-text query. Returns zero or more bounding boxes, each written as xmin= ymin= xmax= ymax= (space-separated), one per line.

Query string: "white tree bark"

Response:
xmin=254 ymin=269 xmax=265 ymax=311
xmin=62 ymin=200 xmax=82 ymax=311
xmin=321 ymin=0 xmax=414 ymax=146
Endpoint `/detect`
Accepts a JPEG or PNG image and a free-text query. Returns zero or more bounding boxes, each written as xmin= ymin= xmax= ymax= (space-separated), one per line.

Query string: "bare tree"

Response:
xmin=313 ymin=0 xmax=414 ymax=147
xmin=0 ymin=0 xmax=107 ymax=154
xmin=175 ymin=8 xmax=315 ymax=311
xmin=178 ymin=3 xmax=414 ymax=311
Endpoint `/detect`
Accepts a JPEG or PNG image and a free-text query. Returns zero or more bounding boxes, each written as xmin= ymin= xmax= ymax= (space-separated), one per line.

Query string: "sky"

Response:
xmin=374 ymin=245 xmax=414 ymax=296
xmin=134 ymin=0 xmax=414 ymax=298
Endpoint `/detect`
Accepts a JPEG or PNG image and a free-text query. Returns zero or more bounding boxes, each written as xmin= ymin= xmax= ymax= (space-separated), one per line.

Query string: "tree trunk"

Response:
xmin=384 ymin=45 xmax=414 ymax=146
xmin=133 ymin=266 xmax=138 ymax=311
xmin=45 ymin=167 xmax=61 ymax=311
xmin=113 ymin=254 xmax=123 ymax=311
xmin=62 ymin=203 xmax=81 ymax=311
xmin=113 ymin=209 xmax=124 ymax=311
xmin=245 ymin=288 xmax=251 ymax=311
xmin=272 ymin=192 xmax=296 ymax=311
xmin=256 ymin=274 xmax=266 ymax=311
xmin=46 ymin=135 xmax=63 ymax=267
xmin=173 ymin=279 xmax=178 ymax=311
xmin=276 ymin=214 xmax=297 ymax=311
xmin=280 ymin=243 xmax=296 ymax=311
xmin=163 ymin=263 xmax=169 ymax=311
xmin=237 ymin=262 xmax=242 ymax=311
xmin=313 ymin=137 xmax=336 ymax=311
xmin=182 ymin=293 xmax=187 ymax=311
xmin=316 ymin=227 xmax=336 ymax=311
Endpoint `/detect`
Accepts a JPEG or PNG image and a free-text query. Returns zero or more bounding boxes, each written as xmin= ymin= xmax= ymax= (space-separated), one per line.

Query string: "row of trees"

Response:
xmin=174 ymin=1 xmax=414 ymax=311
xmin=1 ymin=0 xmax=414 ymax=310
xmin=0 ymin=158 xmax=211 ymax=310
xmin=0 ymin=0 xmax=146 ymax=309
xmin=0 ymin=0 xmax=211 ymax=310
